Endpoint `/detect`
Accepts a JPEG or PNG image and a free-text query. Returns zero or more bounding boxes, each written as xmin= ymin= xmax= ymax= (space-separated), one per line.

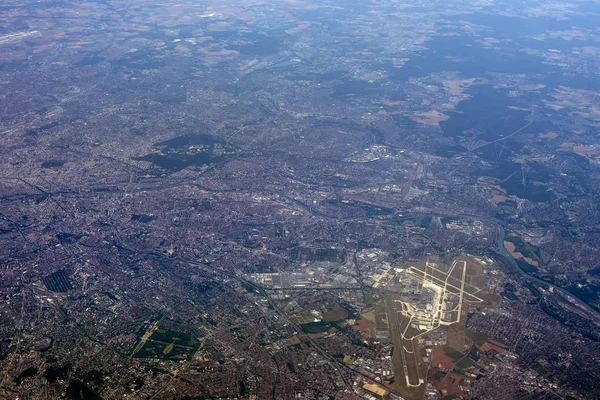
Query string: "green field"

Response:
xmin=300 ymin=321 xmax=331 ymax=334
xmin=455 ymin=357 xmax=476 ymax=369
xmin=410 ymin=234 xmax=431 ymax=245
xmin=505 ymin=233 xmax=551 ymax=268
xmin=132 ymin=328 xmax=200 ymax=360
xmin=466 ymin=329 xmax=488 ymax=346
xmin=443 ymin=346 xmax=464 ymax=363
xmin=150 ymin=328 xmax=200 ymax=347
xmin=442 ymin=395 xmax=459 ymax=400
xmin=407 ymin=216 xmax=432 ymax=228
xmin=533 ymin=364 xmax=547 ymax=376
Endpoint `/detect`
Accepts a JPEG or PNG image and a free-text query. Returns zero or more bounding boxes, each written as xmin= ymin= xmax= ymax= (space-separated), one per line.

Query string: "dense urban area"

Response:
xmin=1 ymin=0 xmax=600 ymax=399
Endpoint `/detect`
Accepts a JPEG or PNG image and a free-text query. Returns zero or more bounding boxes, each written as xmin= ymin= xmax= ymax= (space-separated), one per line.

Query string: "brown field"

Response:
xmin=480 ymin=340 xmax=507 ymax=353
xmin=446 ymin=78 xmax=476 ymax=96
xmin=353 ymin=311 xmax=375 ymax=340
xmin=558 ymin=142 xmax=599 ymax=156
xmin=431 ymin=345 xmax=455 ymax=370
xmin=378 ymin=99 xmax=404 ymax=106
xmin=361 ymin=380 xmax=390 ymax=397
xmin=573 ymin=146 xmax=599 ymax=156
xmin=490 ymin=194 xmax=509 ymax=203
xmin=440 ymin=373 xmax=466 ymax=399
xmin=544 ymin=86 xmax=600 ymax=125
xmin=287 ymin=335 xmax=301 ymax=345
xmin=409 ymin=110 xmax=450 ymax=126
xmin=538 ymin=132 xmax=558 ymax=139
xmin=322 ymin=304 xmax=349 ymax=322
xmin=504 ymin=241 xmax=539 ymax=267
